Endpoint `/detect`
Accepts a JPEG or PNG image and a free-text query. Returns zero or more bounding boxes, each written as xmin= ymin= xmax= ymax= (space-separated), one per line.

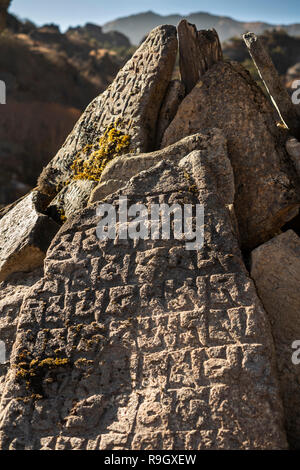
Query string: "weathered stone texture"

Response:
xmin=286 ymin=137 xmax=300 ymax=177
xmin=162 ymin=61 xmax=300 ymax=249
xmin=156 ymin=79 xmax=185 ymax=148
xmin=178 ymin=21 xmax=223 ymax=94
xmin=0 ymin=140 xmax=287 ymax=450
xmin=37 ymin=25 xmax=178 ymax=197
xmin=251 ymin=230 xmax=300 ymax=449
xmin=89 ymin=130 xmax=228 ymax=204
xmin=47 ymin=180 xmax=98 ymax=222
xmin=0 ymin=269 xmax=42 ymax=401
xmin=0 ymin=191 xmax=59 ymax=282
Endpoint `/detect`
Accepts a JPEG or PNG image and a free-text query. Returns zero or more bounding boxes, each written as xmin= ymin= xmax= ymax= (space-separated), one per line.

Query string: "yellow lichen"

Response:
xmin=71 ymin=121 xmax=131 ymax=182
xmin=58 ymin=208 xmax=67 ymax=223
xmin=74 ymin=358 xmax=94 ymax=368
xmin=188 ymin=184 xmax=199 ymax=196
xmin=37 ymin=358 xmax=69 ymax=369
xmin=15 ymin=355 xmax=70 ymax=391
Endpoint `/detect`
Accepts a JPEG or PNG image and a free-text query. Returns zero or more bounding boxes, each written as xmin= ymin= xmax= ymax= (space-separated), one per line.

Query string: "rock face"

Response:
xmin=89 ymin=130 xmax=227 ymax=204
xmin=162 ymin=61 xmax=300 ymax=250
xmin=286 ymin=137 xmax=300 ymax=177
xmin=37 ymin=25 xmax=178 ymax=197
xmin=0 ymin=191 xmax=59 ymax=282
xmin=0 ymin=269 xmax=42 ymax=400
xmin=251 ymin=230 xmax=300 ymax=449
xmin=0 ymin=138 xmax=287 ymax=450
xmin=47 ymin=180 xmax=98 ymax=223
xmin=156 ymin=79 xmax=185 ymax=148
xmin=178 ymin=21 xmax=223 ymax=94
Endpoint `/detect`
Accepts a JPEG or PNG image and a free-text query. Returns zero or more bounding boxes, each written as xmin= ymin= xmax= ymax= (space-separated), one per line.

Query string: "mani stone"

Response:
xmin=37 ymin=25 xmax=178 ymax=198
xmin=0 ymin=191 xmax=59 ymax=282
xmin=251 ymin=230 xmax=300 ymax=449
xmin=89 ymin=130 xmax=229 ymax=204
xmin=162 ymin=60 xmax=300 ymax=250
xmin=0 ymin=141 xmax=287 ymax=450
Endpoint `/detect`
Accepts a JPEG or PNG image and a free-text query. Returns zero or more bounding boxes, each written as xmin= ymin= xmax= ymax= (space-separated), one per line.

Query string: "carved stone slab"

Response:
xmin=0 ymin=145 xmax=286 ymax=450
xmin=37 ymin=25 xmax=178 ymax=197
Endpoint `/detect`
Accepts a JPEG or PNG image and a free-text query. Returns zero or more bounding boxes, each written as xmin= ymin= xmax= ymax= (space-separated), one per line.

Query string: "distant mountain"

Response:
xmin=102 ymin=10 xmax=300 ymax=44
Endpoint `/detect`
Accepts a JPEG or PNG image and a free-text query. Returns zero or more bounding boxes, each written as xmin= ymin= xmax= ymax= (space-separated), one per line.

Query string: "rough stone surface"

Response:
xmin=156 ymin=79 xmax=185 ymax=148
xmin=178 ymin=21 xmax=223 ymax=95
xmin=0 ymin=191 xmax=59 ymax=282
xmin=0 ymin=269 xmax=42 ymax=400
xmin=162 ymin=61 xmax=300 ymax=250
xmin=286 ymin=137 xmax=300 ymax=177
xmin=0 ymin=146 xmax=287 ymax=450
xmin=37 ymin=25 xmax=178 ymax=197
xmin=48 ymin=180 xmax=98 ymax=223
xmin=89 ymin=130 xmax=228 ymax=204
xmin=0 ymin=192 xmax=32 ymax=221
xmin=251 ymin=230 xmax=300 ymax=449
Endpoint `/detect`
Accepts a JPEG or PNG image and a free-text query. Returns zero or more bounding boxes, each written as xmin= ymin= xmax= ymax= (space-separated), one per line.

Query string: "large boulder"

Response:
xmin=37 ymin=25 xmax=178 ymax=198
xmin=251 ymin=230 xmax=300 ymax=449
xmin=0 ymin=191 xmax=59 ymax=282
xmin=162 ymin=61 xmax=300 ymax=250
xmin=0 ymin=135 xmax=287 ymax=450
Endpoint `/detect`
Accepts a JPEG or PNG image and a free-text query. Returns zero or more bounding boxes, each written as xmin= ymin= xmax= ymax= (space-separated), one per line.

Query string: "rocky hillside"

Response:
xmin=0 ymin=20 xmax=300 ymax=450
xmin=0 ymin=14 xmax=134 ymax=206
xmin=103 ymin=10 xmax=300 ymax=45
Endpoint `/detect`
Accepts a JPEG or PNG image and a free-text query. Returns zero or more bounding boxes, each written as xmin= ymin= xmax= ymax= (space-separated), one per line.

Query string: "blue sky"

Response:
xmin=10 ymin=0 xmax=300 ymax=32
